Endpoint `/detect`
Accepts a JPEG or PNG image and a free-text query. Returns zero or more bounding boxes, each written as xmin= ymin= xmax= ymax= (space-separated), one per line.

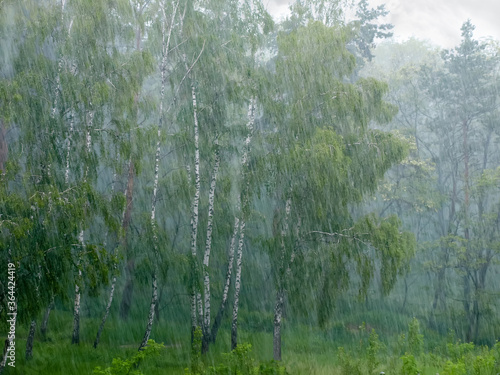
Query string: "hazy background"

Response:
xmin=264 ymin=0 xmax=500 ymax=47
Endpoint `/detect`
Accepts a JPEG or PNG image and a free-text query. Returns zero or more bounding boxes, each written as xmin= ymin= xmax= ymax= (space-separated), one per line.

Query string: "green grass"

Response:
xmin=4 ymin=305 xmax=500 ymax=375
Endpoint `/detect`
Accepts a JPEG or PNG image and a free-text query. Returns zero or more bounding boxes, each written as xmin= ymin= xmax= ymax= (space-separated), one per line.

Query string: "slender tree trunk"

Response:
xmin=94 ymin=276 xmax=116 ymax=348
xmin=273 ymin=289 xmax=284 ymax=361
xmin=201 ymin=147 xmax=220 ymax=354
xmin=0 ymin=119 xmax=7 ymax=172
xmin=139 ymin=272 xmax=158 ymax=350
xmin=189 ymin=81 xmax=202 ymax=344
xmin=25 ymin=320 xmax=36 ymax=360
xmin=230 ymin=99 xmax=256 ymax=351
xmin=231 ymin=220 xmax=246 ymax=350
xmin=139 ymin=0 xmax=178 ymax=349
xmin=119 ymin=159 xmax=136 ymax=320
xmin=41 ymin=297 xmax=54 ymax=338
xmin=0 ymin=339 xmax=9 ymax=374
xmin=72 ymin=265 xmax=82 ymax=344
xmin=273 ymin=198 xmax=291 ymax=360
xmin=210 ymin=215 xmax=239 ymax=344
xmin=72 ymin=108 xmax=93 ymax=345
xmin=94 ymin=161 xmax=122 ymax=348
xmin=177 ymin=5 xmax=204 ymax=346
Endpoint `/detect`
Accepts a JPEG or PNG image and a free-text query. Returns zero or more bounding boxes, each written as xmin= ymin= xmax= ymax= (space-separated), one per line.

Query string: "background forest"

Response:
xmin=1 ymin=0 xmax=500 ymax=374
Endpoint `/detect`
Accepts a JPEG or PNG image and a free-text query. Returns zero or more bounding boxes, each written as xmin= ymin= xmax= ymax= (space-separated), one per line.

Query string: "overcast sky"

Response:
xmin=263 ymin=0 xmax=500 ymax=47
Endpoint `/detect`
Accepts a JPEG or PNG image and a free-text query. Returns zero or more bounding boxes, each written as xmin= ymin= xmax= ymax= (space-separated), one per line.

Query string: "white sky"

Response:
xmin=263 ymin=0 xmax=500 ymax=48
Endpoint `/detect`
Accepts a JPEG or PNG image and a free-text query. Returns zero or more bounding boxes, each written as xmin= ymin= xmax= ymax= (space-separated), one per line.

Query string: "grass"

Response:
xmin=3 ymin=300 xmax=500 ymax=374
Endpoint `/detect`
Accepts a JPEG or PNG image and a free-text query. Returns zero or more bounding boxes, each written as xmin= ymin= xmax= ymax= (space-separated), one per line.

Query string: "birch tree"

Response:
xmin=261 ymin=18 xmax=415 ymax=360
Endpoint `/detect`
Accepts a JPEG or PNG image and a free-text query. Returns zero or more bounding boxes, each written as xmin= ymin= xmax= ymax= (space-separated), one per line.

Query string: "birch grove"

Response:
xmin=0 ymin=0 xmax=444 ymax=370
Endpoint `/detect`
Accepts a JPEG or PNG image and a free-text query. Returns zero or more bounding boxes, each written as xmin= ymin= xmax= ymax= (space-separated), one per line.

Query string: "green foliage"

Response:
xmin=447 ymin=340 xmax=475 ymax=362
xmin=185 ymin=343 xmax=288 ymax=375
xmin=407 ymin=318 xmax=423 ymax=356
xmin=441 ymin=360 xmax=466 ymax=375
xmin=400 ymin=353 xmax=419 ymax=375
xmin=472 ymin=353 xmax=495 ymax=375
xmin=92 ymin=340 xmax=164 ymax=375
xmin=191 ymin=327 xmax=203 ymax=375
xmin=367 ymin=328 xmax=382 ymax=373
xmin=338 ymin=347 xmax=363 ymax=375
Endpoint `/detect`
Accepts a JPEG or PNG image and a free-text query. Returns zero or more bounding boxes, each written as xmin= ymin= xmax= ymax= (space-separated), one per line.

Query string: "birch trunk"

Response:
xmin=229 ymin=99 xmax=255 ymax=350
xmin=139 ymin=0 xmax=178 ymax=349
xmin=273 ymin=198 xmax=291 ymax=360
xmin=0 ymin=340 xmax=8 ymax=374
xmin=189 ymin=81 xmax=202 ymax=343
xmin=177 ymin=4 xmax=204 ymax=344
xmin=231 ymin=219 xmax=246 ymax=350
xmin=0 ymin=119 xmax=8 ymax=172
xmin=273 ymin=290 xmax=284 ymax=361
xmin=72 ymin=254 xmax=82 ymax=344
xmin=119 ymin=159 xmax=136 ymax=319
xmin=210 ymin=215 xmax=239 ymax=344
xmin=72 ymin=108 xmax=93 ymax=345
xmin=139 ymin=272 xmax=158 ymax=350
xmin=94 ymin=164 xmax=121 ymax=348
xmin=41 ymin=297 xmax=54 ymax=337
xmin=25 ymin=320 xmax=36 ymax=360
xmin=94 ymin=275 xmax=116 ymax=348
xmin=201 ymin=147 xmax=220 ymax=354
xmin=119 ymin=16 xmax=142 ymax=321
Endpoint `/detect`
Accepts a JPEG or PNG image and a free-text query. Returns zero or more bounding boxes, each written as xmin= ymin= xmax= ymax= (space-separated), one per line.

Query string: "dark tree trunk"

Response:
xmin=0 ymin=119 xmax=7 ymax=172
xmin=119 ymin=160 xmax=135 ymax=320
xmin=41 ymin=298 xmax=54 ymax=338
xmin=273 ymin=289 xmax=284 ymax=361
xmin=25 ymin=320 xmax=36 ymax=360
xmin=94 ymin=277 xmax=116 ymax=348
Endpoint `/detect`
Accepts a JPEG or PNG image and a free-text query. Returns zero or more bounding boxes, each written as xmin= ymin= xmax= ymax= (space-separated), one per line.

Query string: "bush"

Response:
xmin=337 ymin=347 xmax=363 ymax=375
xmin=400 ymin=353 xmax=419 ymax=375
xmin=441 ymin=360 xmax=466 ymax=375
xmin=92 ymin=340 xmax=164 ymax=375
xmin=184 ymin=343 xmax=288 ymax=375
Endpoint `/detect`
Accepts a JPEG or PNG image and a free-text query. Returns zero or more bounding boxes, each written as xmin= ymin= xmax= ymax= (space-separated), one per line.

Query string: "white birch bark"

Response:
xmin=273 ymin=198 xmax=292 ymax=360
xmin=210 ymin=214 xmax=239 ymax=343
xmin=230 ymin=99 xmax=256 ymax=350
xmin=201 ymin=146 xmax=220 ymax=350
xmin=139 ymin=272 xmax=158 ymax=350
xmin=189 ymin=81 xmax=202 ymax=338
xmin=71 ymin=267 xmax=82 ymax=344
xmin=72 ymin=107 xmax=93 ymax=345
xmin=139 ymin=0 xmax=178 ymax=350
xmin=94 ymin=160 xmax=121 ymax=348
xmin=231 ymin=219 xmax=246 ymax=350
xmin=177 ymin=1 xmax=205 ymax=344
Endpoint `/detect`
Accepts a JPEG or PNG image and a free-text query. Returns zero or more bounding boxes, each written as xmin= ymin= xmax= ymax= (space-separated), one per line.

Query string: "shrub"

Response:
xmin=92 ymin=340 xmax=164 ymax=375
xmin=400 ymin=353 xmax=419 ymax=375
xmin=338 ymin=347 xmax=363 ymax=375
xmin=441 ymin=360 xmax=466 ymax=375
